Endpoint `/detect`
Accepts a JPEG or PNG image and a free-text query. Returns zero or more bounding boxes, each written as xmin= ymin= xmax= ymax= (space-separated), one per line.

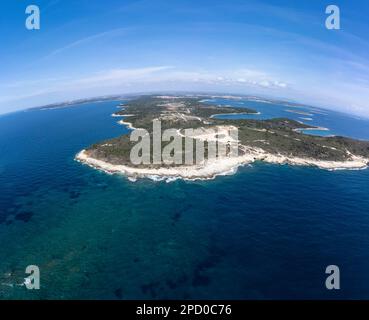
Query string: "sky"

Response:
xmin=1 ymin=0 xmax=369 ymax=117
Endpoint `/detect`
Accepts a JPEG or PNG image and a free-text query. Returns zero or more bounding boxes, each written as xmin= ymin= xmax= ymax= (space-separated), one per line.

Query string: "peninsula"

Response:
xmin=76 ymin=95 xmax=369 ymax=181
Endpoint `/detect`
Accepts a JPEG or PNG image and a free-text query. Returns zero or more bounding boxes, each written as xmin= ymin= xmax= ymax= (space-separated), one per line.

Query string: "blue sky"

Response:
xmin=1 ymin=0 xmax=369 ymax=116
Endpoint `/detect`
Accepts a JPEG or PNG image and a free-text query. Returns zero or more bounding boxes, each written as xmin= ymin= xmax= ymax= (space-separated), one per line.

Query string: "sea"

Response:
xmin=1 ymin=97 xmax=369 ymax=299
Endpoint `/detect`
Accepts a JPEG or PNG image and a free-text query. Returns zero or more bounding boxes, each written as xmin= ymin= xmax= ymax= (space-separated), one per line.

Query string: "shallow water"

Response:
xmin=209 ymin=98 xmax=369 ymax=139
xmin=1 ymin=99 xmax=369 ymax=299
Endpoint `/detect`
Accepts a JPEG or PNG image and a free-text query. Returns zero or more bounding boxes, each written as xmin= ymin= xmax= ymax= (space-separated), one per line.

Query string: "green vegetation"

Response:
xmin=85 ymin=95 xmax=369 ymax=166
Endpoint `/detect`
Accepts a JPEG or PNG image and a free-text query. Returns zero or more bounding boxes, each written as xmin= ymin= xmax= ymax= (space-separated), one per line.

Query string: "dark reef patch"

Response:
xmin=192 ymin=248 xmax=223 ymax=287
xmin=141 ymin=281 xmax=160 ymax=298
xmin=166 ymin=274 xmax=188 ymax=290
xmin=69 ymin=190 xmax=81 ymax=199
xmin=14 ymin=211 xmax=34 ymax=223
xmin=114 ymin=288 xmax=123 ymax=299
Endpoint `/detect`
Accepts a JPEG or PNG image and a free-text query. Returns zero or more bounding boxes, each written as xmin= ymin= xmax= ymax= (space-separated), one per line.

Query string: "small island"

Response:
xmin=76 ymin=95 xmax=369 ymax=181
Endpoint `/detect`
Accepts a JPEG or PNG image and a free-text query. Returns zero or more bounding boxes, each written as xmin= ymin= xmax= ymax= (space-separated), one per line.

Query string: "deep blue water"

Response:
xmin=1 ymin=99 xmax=369 ymax=299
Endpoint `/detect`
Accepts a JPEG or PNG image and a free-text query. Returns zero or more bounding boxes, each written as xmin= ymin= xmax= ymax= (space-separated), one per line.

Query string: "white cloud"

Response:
xmin=213 ymin=69 xmax=288 ymax=89
xmin=0 ymin=66 xmax=173 ymax=106
xmin=0 ymin=66 xmax=290 ymax=114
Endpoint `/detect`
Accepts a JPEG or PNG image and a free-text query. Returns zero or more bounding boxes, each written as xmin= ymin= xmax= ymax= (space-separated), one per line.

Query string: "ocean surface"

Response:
xmin=1 ymin=98 xmax=369 ymax=299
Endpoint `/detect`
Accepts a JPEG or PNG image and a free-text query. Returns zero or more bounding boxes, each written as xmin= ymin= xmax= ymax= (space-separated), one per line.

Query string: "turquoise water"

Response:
xmin=1 ymin=99 xmax=369 ymax=299
xmin=297 ymin=129 xmax=332 ymax=137
xmin=209 ymin=98 xmax=369 ymax=139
